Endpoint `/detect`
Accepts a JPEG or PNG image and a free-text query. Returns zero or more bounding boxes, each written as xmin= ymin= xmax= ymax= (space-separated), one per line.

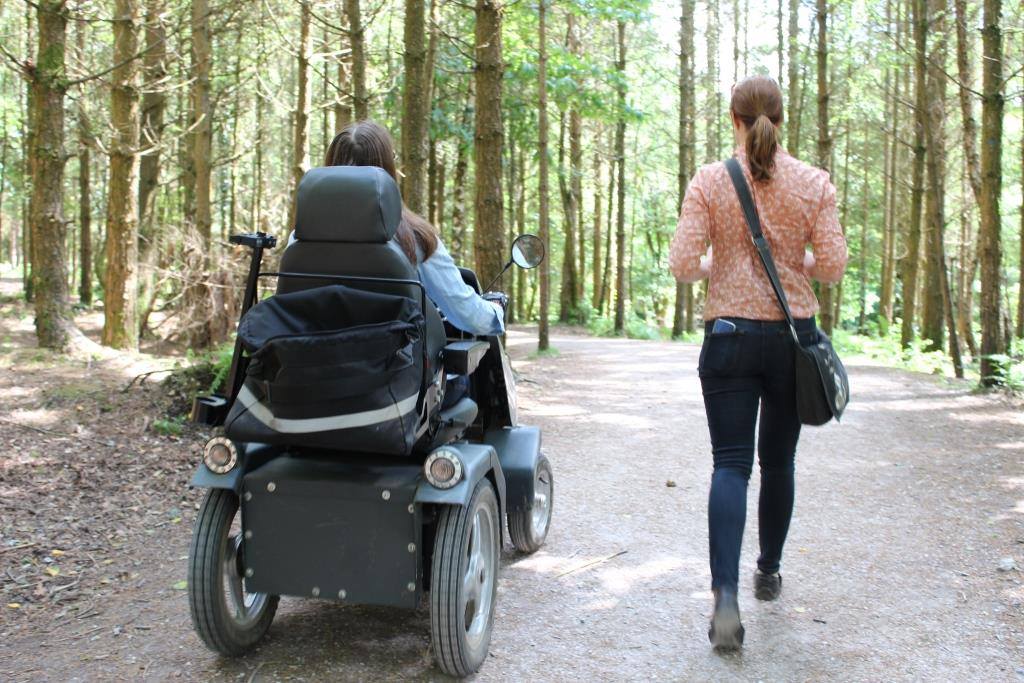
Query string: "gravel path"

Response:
xmin=2 ymin=326 xmax=1023 ymax=681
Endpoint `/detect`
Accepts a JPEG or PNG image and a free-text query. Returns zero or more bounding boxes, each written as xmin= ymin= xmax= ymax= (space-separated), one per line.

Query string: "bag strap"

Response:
xmin=723 ymin=157 xmax=800 ymax=344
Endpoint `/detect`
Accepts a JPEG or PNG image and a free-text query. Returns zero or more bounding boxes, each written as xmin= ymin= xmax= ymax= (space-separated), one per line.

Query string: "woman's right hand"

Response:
xmin=802 ymin=250 xmax=816 ymax=278
xmin=699 ymin=247 xmax=713 ymax=278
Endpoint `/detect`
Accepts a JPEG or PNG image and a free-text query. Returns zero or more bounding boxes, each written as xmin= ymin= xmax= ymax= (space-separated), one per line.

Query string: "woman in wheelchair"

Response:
xmin=290 ymin=120 xmax=506 ymax=339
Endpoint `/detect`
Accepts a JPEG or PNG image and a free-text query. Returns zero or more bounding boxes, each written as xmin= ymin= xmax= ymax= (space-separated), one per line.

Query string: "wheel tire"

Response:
xmin=188 ymin=489 xmax=278 ymax=656
xmin=430 ymin=479 xmax=500 ymax=677
xmin=508 ymin=453 xmax=553 ymax=554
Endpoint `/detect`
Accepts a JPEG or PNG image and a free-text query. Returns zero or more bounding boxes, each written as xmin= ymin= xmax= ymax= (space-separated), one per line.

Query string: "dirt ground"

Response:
xmin=2 ymin=287 xmax=1023 ymax=681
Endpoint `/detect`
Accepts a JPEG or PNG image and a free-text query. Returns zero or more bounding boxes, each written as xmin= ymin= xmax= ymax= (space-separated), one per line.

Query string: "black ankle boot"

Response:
xmin=754 ymin=569 xmax=782 ymax=601
xmin=708 ymin=586 xmax=745 ymax=651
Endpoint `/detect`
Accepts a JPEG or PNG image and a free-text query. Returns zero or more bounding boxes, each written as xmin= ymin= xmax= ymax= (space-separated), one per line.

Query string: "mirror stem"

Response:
xmin=484 ymin=261 xmax=513 ymax=293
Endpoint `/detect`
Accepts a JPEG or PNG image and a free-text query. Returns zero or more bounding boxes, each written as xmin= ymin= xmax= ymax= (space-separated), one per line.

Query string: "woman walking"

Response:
xmin=669 ymin=76 xmax=847 ymax=651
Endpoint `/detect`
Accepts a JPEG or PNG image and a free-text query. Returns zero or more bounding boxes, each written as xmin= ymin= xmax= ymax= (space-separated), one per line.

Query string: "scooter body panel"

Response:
xmin=483 ymin=426 xmax=542 ymax=515
xmin=241 ymin=455 xmax=423 ymax=608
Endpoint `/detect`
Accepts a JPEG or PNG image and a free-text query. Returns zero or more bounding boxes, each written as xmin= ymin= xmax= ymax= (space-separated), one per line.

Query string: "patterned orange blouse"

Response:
xmin=669 ymin=147 xmax=848 ymax=321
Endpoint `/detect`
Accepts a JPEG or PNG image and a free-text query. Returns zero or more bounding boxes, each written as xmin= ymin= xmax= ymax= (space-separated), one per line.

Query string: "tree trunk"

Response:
xmin=22 ymin=4 xmax=35 ymax=302
xmin=288 ymin=0 xmax=312 ymax=232
xmin=1018 ymin=82 xmax=1024 ymax=341
xmin=345 ymin=0 xmax=368 ymax=120
xmin=613 ymin=20 xmax=627 ymax=335
xmin=28 ymin=1 xmax=74 ymax=349
xmin=537 ymin=0 xmax=550 ymax=350
xmin=516 ymin=147 xmax=526 ymax=321
xmin=136 ymin=0 xmax=166 ymax=331
xmin=191 ymin=0 xmax=212 ymax=248
xmin=879 ymin=0 xmax=899 ymax=327
xmin=102 ymin=0 xmax=142 ymax=350
xmin=815 ymin=0 xmax=834 ymax=334
xmin=674 ymin=0 xmax=696 ymax=338
xmin=920 ymin=0 xmax=947 ymax=352
xmin=334 ymin=1 xmax=353 ymax=130
xmin=978 ymin=0 xmax=1003 ymax=384
xmin=401 ymin=0 xmax=428 ymax=213
xmin=450 ymin=83 xmax=473 ymax=260
xmin=74 ymin=19 xmax=92 ymax=306
xmin=705 ymin=0 xmax=721 ymax=162
xmin=591 ymin=146 xmax=602 ymax=310
xmin=473 ymin=0 xmax=505 ymax=288
xmin=901 ymin=0 xmax=927 ymax=348
xmin=558 ymin=111 xmax=578 ymax=322
xmin=786 ymin=0 xmax=800 ymax=152
xmin=570 ymin=45 xmax=583 ymax=307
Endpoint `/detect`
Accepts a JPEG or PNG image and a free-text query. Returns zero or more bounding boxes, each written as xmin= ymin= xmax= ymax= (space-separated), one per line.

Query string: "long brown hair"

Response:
xmin=730 ymin=76 xmax=784 ymax=183
xmin=323 ymin=120 xmax=439 ymax=262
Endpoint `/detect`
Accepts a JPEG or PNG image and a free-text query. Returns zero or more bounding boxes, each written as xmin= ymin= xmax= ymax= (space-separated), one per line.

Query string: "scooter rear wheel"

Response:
xmin=507 ymin=453 xmax=553 ymax=554
xmin=430 ymin=479 xmax=500 ymax=677
xmin=188 ymin=488 xmax=278 ymax=656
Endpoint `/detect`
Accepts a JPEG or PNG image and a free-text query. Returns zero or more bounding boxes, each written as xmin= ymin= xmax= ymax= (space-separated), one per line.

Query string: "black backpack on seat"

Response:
xmin=223 ymin=165 xmax=446 ymax=454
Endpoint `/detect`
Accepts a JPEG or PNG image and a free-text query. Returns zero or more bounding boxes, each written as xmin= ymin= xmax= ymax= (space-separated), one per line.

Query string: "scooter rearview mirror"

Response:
xmin=510 ymin=234 xmax=545 ymax=269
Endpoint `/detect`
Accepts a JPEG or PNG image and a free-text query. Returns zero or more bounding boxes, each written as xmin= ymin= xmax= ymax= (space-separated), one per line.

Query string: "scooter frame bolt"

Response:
xmin=381 ymin=490 xmax=391 ymax=501
xmin=266 ymin=482 xmax=276 ymax=493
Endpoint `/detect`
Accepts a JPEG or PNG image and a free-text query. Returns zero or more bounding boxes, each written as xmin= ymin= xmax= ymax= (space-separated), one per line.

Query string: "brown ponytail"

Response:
xmin=730 ymin=76 xmax=784 ymax=183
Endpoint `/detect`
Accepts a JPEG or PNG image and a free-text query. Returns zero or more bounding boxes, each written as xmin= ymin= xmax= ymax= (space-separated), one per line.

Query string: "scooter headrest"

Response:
xmin=293 ymin=165 xmax=403 ymax=243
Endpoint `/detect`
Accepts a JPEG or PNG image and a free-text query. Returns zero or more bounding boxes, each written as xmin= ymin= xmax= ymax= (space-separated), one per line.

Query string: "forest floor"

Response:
xmin=1 ymin=277 xmax=1023 ymax=681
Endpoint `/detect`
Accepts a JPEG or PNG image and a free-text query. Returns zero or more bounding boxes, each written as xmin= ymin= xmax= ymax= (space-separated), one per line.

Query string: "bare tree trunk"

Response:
xmin=558 ymin=113 xmax=579 ymax=320
xmin=786 ymin=0 xmax=800 ymax=152
xmin=777 ymin=0 xmax=785 ymax=86
xmin=901 ymin=0 xmax=927 ymax=348
xmin=22 ymin=4 xmax=35 ymax=302
xmin=0 ymin=71 xmax=7 ymax=264
xmin=815 ymin=0 xmax=834 ymax=334
xmin=613 ymin=20 xmax=627 ymax=334
xmin=879 ymin=0 xmax=900 ymax=327
xmin=137 ymin=0 xmax=166 ymax=331
xmin=591 ymin=146 xmax=602 ymax=310
xmin=288 ymin=0 xmax=312 ymax=233
xmin=473 ymin=0 xmax=505 ymax=288
xmin=102 ymin=0 xmax=142 ymax=350
xmin=345 ymin=0 xmax=368 ymax=120
xmin=705 ymin=0 xmax=721 ymax=162
xmin=191 ymin=0 xmax=212 ymax=248
xmin=674 ymin=0 xmax=696 ymax=337
xmin=1018 ymin=82 xmax=1024 ymax=341
xmin=334 ymin=0 xmax=353 ymax=130
xmin=28 ymin=1 xmax=75 ymax=349
xmin=450 ymin=83 xmax=472 ymax=260
xmin=401 ymin=0 xmax=428 ymax=213
xmin=978 ymin=0 xmax=1004 ymax=384
xmin=75 ymin=18 xmax=92 ymax=306
xmin=516 ymin=147 xmax=526 ymax=321
xmin=920 ymin=0 xmax=947 ymax=351
xmin=569 ymin=16 xmax=584 ymax=307
xmin=537 ymin=0 xmax=550 ymax=350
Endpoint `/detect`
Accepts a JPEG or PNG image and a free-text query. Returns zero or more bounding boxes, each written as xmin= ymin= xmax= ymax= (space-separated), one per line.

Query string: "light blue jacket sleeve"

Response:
xmin=418 ymin=240 xmax=505 ymax=336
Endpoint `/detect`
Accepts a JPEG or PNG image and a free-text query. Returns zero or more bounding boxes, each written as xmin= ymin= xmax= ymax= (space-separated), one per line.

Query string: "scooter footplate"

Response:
xmin=241 ymin=456 xmax=421 ymax=608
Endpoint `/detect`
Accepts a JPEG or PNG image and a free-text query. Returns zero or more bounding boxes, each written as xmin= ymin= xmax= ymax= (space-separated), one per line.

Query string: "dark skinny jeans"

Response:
xmin=698 ymin=316 xmax=818 ymax=591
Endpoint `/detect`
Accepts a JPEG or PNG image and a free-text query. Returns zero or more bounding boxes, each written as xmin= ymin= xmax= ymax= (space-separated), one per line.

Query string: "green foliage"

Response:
xmin=151 ymin=416 xmax=186 ymax=437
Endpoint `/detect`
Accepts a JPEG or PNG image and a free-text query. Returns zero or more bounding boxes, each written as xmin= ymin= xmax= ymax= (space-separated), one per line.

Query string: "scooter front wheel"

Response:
xmin=430 ymin=479 xmax=500 ymax=677
xmin=507 ymin=453 xmax=553 ymax=553
xmin=188 ymin=488 xmax=278 ymax=656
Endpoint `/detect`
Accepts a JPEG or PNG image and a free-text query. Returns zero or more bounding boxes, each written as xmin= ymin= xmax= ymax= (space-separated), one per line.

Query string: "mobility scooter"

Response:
xmin=186 ymin=165 xmax=553 ymax=677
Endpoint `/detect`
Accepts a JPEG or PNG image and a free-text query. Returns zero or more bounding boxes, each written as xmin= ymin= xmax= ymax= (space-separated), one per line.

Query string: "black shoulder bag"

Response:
xmin=724 ymin=156 xmax=849 ymax=425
